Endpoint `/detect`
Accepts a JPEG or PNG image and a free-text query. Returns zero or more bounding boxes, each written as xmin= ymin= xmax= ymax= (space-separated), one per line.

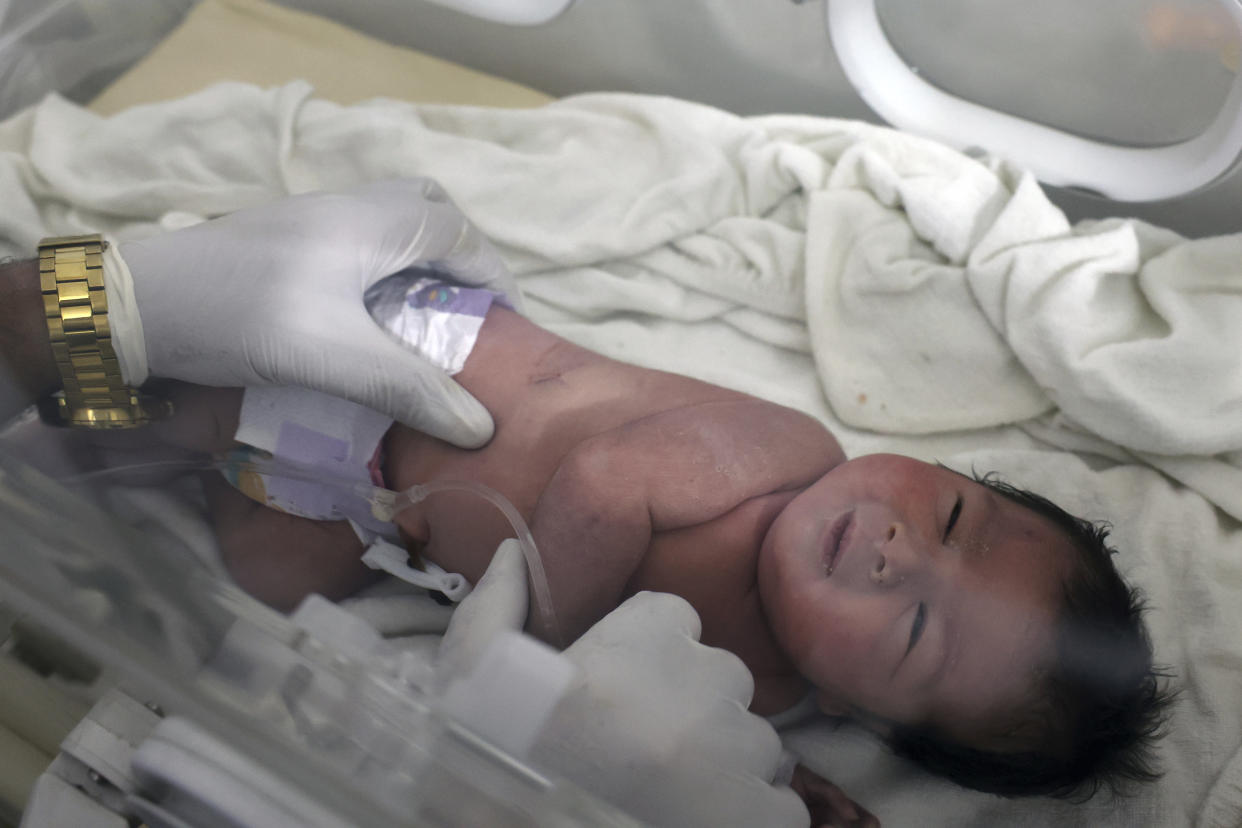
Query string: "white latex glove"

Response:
xmin=115 ymin=178 xmax=520 ymax=448
xmin=437 ymin=541 xmax=811 ymax=828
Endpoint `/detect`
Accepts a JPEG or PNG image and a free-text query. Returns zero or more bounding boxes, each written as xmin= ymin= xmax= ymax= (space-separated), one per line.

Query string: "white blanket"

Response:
xmin=2 ymin=82 xmax=1240 ymax=827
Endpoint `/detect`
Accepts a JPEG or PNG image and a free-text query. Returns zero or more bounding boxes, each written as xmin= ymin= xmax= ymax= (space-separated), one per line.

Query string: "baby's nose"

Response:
xmin=869 ymin=521 xmax=921 ymax=586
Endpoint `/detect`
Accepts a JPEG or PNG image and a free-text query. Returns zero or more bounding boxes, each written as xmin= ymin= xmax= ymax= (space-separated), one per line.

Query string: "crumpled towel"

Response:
xmin=807 ymin=140 xmax=1242 ymax=459
xmin=2 ymin=81 xmax=1237 ymax=478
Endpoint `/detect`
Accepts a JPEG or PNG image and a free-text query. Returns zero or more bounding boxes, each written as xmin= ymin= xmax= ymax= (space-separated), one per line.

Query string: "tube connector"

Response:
xmin=385 ymin=480 xmax=560 ymax=645
xmin=361 ymin=538 xmax=472 ymax=602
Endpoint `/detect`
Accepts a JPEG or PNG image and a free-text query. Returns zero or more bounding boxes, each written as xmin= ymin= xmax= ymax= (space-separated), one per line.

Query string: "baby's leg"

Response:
xmin=201 ymin=473 xmax=378 ymax=612
xmin=90 ymin=382 xmax=383 ymax=611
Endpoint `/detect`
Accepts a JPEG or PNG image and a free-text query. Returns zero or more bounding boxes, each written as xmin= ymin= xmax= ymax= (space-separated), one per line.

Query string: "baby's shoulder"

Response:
xmin=710 ymin=395 xmax=845 ymax=469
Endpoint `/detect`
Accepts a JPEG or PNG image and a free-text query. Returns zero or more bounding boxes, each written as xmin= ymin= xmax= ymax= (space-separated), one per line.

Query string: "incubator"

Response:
xmin=2 ymin=1 xmax=1242 ymax=826
xmin=0 ymin=449 xmax=624 ymax=826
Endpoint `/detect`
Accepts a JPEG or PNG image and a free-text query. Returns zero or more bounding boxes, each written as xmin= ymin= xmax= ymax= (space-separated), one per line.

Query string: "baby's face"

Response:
xmin=757 ymin=454 xmax=1074 ymax=748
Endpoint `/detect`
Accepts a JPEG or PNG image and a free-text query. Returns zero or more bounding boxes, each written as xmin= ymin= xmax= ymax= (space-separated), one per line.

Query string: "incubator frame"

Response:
xmin=827 ymin=0 xmax=1242 ymax=200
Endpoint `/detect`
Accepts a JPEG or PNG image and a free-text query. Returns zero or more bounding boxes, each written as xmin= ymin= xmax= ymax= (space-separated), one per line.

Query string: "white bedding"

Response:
xmin=2 ymin=82 xmax=1240 ymax=827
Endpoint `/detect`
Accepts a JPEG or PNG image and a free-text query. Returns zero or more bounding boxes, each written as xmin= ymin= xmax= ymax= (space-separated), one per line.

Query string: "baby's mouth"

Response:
xmin=823 ymin=510 xmax=854 ymax=577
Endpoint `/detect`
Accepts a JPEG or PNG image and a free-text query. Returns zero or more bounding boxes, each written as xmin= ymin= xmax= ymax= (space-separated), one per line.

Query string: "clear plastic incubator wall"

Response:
xmin=0 ymin=1 xmax=1240 ymax=827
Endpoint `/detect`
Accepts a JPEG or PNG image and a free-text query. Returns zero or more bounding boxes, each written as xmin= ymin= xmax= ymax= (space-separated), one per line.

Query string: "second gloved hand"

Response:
xmin=533 ymin=592 xmax=811 ymax=828
xmin=436 ymin=540 xmax=811 ymax=828
xmin=115 ymin=178 xmax=520 ymax=447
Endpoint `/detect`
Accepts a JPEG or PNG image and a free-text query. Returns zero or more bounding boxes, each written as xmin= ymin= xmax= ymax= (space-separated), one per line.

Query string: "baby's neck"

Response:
xmin=630 ymin=488 xmax=807 ymax=715
xmin=753 ymin=674 xmax=814 ymax=717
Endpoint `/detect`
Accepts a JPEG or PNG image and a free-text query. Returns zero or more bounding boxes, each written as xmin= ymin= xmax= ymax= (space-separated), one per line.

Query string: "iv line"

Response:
xmin=371 ymin=479 xmax=561 ymax=646
xmin=57 ymin=456 xmax=562 ymax=646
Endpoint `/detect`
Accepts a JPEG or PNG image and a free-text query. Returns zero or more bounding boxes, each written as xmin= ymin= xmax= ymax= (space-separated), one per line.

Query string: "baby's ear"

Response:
xmin=815 ymin=691 xmax=894 ymax=736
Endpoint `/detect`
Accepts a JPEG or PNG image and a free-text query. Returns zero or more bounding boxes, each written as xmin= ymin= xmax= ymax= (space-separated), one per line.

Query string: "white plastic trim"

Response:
xmin=827 ymin=0 xmax=1242 ymax=201
xmin=418 ymin=0 xmax=574 ymax=26
xmin=436 ymin=631 xmax=575 ymax=761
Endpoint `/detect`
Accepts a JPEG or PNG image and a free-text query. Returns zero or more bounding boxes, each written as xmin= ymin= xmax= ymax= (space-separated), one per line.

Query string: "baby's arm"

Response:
xmin=528 ymin=399 xmax=843 ymax=644
xmin=109 ymin=383 xmax=378 ymax=611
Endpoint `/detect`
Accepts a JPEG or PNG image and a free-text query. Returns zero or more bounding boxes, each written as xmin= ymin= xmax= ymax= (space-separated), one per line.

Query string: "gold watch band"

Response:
xmin=38 ymin=234 xmax=169 ymax=428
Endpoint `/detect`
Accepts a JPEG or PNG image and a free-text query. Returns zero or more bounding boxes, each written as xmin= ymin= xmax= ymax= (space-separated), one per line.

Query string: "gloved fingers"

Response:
xmin=437 ymin=539 xmax=528 ymax=682
xmin=615 ymin=614 xmax=753 ymax=704
xmin=401 ymin=198 xmax=521 ymax=306
xmin=345 ymin=176 xmax=452 ymax=205
xmin=677 ymin=641 xmax=756 ymax=706
xmin=677 ymin=698 xmax=786 ymax=778
xmin=246 ymin=300 xmax=496 ymax=443
xmin=430 ymin=220 xmax=523 ymax=312
xmin=352 ymin=178 xmax=523 ymax=310
xmin=377 ymin=361 xmax=495 ymax=447
xmin=291 ymin=323 xmax=496 ymax=445
xmin=595 ymin=590 xmax=703 ymax=642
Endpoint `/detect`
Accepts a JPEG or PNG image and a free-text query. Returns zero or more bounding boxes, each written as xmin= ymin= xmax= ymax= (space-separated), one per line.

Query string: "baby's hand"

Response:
xmin=790 ymin=764 xmax=881 ymax=828
xmin=136 ymin=382 xmax=245 ymax=453
xmin=80 ymin=382 xmax=244 ymax=479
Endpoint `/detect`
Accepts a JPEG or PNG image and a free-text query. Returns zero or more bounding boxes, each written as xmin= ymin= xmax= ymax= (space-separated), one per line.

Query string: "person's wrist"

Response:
xmin=36 ymin=235 xmax=167 ymax=429
xmin=0 ymin=257 xmax=60 ymax=408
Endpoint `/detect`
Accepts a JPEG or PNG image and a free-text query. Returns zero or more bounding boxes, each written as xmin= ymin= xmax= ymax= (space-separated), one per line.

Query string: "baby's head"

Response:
xmin=757 ymin=454 xmax=1173 ymax=798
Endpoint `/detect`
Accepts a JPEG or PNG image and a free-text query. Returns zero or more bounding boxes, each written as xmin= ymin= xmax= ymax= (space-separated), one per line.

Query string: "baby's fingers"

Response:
xmin=791 ymin=765 xmax=881 ymax=828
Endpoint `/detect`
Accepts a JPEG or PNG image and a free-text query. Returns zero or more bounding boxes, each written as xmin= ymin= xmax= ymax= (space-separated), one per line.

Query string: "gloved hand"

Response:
xmin=436 ymin=540 xmax=811 ymax=828
xmin=114 ymin=178 xmax=520 ymax=448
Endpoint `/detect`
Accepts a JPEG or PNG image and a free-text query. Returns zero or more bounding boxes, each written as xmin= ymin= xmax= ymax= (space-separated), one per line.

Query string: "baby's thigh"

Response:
xmin=201 ymin=473 xmax=373 ymax=612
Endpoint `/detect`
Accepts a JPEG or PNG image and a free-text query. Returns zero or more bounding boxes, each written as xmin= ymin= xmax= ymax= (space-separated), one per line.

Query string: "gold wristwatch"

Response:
xmin=37 ymin=234 xmax=171 ymax=428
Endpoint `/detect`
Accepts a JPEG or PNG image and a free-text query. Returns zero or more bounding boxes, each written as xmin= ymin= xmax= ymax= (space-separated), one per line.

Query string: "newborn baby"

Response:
xmin=162 ymin=272 xmax=1169 ymax=801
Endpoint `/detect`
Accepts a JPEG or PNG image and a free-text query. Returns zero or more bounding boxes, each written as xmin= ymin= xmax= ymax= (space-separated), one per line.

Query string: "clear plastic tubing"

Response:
xmin=387 ymin=479 xmax=561 ymax=645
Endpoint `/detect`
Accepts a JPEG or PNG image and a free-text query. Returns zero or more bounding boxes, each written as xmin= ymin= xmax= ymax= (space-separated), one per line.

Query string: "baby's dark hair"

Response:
xmin=885 ymin=472 xmax=1176 ymax=799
